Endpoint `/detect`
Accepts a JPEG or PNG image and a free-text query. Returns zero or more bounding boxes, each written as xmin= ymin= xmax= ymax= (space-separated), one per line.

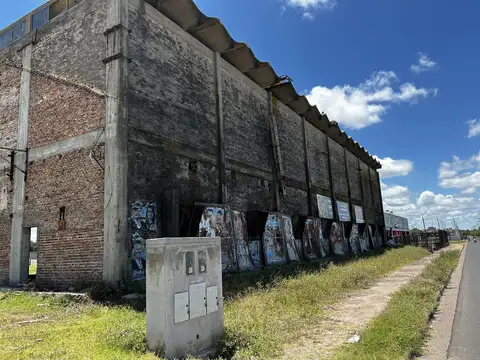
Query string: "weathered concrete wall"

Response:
xmin=370 ymin=167 xmax=383 ymax=225
xmin=329 ymin=139 xmax=349 ymax=200
xmin=346 ymin=150 xmax=362 ymax=203
xmin=360 ymin=160 xmax=374 ymax=223
xmin=24 ymin=147 xmax=104 ymax=287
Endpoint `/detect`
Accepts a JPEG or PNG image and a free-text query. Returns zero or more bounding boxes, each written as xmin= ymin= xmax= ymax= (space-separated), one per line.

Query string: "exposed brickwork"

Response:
xmin=23 ymin=147 xmax=104 ymax=287
xmin=28 ymin=74 xmax=104 ymax=148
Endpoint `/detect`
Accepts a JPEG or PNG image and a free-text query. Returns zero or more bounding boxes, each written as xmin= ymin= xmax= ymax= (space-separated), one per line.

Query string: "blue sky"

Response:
xmin=2 ymin=0 xmax=479 ymax=229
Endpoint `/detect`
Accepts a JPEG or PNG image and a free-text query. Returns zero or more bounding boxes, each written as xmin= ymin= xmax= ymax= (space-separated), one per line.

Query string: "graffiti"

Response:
xmin=263 ymin=213 xmax=286 ymax=265
xmin=318 ymin=220 xmax=330 ymax=258
xmin=337 ymin=201 xmax=351 ymax=222
xmin=359 ymin=226 xmax=370 ymax=252
xmin=317 ymin=194 xmax=334 ymax=219
xmin=130 ymin=201 xmax=157 ymax=281
xmin=198 ymin=207 xmax=237 ymax=272
xmin=282 ymin=215 xmax=300 ymax=262
xmin=354 ymin=205 xmax=364 ymax=224
xmin=373 ymin=226 xmax=382 ymax=248
xmin=233 ymin=211 xmax=254 ymax=271
xmin=303 ymin=219 xmax=319 ymax=260
xmin=349 ymin=224 xmax=360 ymax=254
xmin=330 ymin=222 xmax=346 ymax=256
xmin=249 ymin=240 xmax=262 ymax=268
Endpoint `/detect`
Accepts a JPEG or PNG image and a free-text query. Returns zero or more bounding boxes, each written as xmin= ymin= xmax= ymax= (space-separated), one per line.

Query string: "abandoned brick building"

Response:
xmin=0 ymin=0 xmax=384 ymax=289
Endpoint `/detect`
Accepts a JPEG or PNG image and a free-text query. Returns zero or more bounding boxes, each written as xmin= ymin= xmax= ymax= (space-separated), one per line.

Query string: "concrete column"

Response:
xmin=267 ymin=93 xmax=283 ymax=211
xmin=9 ymin=44 xmax=32 ymax=285
xmin=302 ymin=118 xmax=313 ymax=216
xmin=325 ymin=136 xmax=338 ymax=220
xmin=376 ymin=171 xmax=386 ymax=227
xmin=343 ymin=148 xmax=354 ymax=222
xmin=103 ymin=0 xmax=129 ymax=286
xmin=214 ymin=52 xmax=227 ymax=205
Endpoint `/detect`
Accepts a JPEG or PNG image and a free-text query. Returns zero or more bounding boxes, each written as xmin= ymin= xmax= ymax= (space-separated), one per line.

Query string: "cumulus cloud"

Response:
xmin=306 ymin=71 xmax=437 ymax=129
xmin=374 ymin=156 xmax=414 ymax=179
xmin=467 ymin=119 xmax=480 ymax=138
xmin=410 ymin=52 xmax=437 ymax=73
xmin=284 ymin=0 xmax=336 ymax=19
xmin=438 ymin=153 xmax=480 ymax=194
xmin=381 ymin=182 xmax=480 ymax=229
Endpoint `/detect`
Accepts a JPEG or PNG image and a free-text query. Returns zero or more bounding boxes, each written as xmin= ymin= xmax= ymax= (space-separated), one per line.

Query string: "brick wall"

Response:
xmin=23 ymin=147 xmax=104 ymax=288
xmin=28 ymin=74 xmax=104 ymax=148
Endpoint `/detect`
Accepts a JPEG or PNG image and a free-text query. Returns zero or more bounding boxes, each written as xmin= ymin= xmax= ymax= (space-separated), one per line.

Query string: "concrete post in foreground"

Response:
xmin=146 ymin=237 xmax=223 ymax=359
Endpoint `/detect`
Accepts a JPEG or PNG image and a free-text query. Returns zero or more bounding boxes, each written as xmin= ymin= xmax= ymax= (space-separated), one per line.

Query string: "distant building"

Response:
xmin=384 ymin=212 xmax=409 ymax=242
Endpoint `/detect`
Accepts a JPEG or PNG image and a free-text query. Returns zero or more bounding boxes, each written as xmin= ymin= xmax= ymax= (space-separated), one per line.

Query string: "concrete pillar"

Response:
xmin=103 ymin=0 xmax=130 ymax=286
xmin=302 ymin=118 xmax=313 ymax=216
xmin=214 ymin=52 xmax=227 ymax=205
xmin=267 ymin=93 xmax=283 ymax=211
xmin=325 ymin=136 xmax=338 ymax=220
xmin=9 ymin=44 xmax=32 ymax=286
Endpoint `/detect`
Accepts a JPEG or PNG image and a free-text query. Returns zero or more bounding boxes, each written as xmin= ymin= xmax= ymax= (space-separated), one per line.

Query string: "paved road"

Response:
xmin=448 ymin=240 xmax=480 ymax=360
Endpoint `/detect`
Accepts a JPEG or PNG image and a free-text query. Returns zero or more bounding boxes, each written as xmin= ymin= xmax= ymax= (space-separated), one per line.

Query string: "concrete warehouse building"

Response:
xmin=0 ymin=0 xmax=384 ymax=289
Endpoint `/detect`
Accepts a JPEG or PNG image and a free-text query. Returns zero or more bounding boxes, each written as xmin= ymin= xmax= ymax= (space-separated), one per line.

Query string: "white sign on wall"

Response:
xmin=316 ymin=194 xmax=334 ymax=219
xmin=337 ymin=201 xmax=351 ymax=222
xmin=354 ymin=205 xmax=364 ymax=224
xmin=0 ymin=187 xmax=7 ymax=211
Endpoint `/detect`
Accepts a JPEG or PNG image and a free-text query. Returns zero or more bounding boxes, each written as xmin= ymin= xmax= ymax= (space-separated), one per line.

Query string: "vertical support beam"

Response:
xmin=357 ymin=158 xmax=366 ymax=218
xmin=9 ymin=44 xmax=32 ymax=285
xmin=103 ymin=0 xmax=129 ymax=286
xmin=214 ymin=52 xmax=227 ymax=205
xmin=375 ymin=171 xmax=385 ymax=225
xmin=343 ymin=148 xmax=354 ymax=223
xmin=267 ymin=92 xmax=283 ymax=212
xmin=302 ymin=118 xmax=313 ymax=216
xmin=325 ymin=136 xmax=338 ymax=220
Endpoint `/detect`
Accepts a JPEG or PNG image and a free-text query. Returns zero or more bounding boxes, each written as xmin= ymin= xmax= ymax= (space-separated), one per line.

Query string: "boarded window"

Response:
xmin=49 ymin=0 xmax=67 ymax=21
xmin=32 ymin=7 xmax=49 ymax=30
xmin=12 ymin=21 xmax=26 ymax=42
xmin=0 ymin=29 xmax=12 ymax=49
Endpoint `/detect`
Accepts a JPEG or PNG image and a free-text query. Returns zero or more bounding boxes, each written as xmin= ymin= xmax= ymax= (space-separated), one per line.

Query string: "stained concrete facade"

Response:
xmin=0 ymin=0 xmax=385 ymax=288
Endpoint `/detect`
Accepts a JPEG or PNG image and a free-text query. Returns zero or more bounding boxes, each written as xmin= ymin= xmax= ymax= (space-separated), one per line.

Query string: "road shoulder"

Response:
xmin=418 ymin=243 xmax=467 ymax=360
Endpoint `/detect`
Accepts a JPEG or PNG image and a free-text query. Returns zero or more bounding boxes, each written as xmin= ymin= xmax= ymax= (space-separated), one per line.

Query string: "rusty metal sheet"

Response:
xmin=232 ymin=210 xmax=254 ymax=271
xmin=349 ymin=224 xmax=361 ymax=254
xmin=198 ymin=207 xmax=237 ymax=272
xmin=330 ymin=221 xmax=347 ymax=256
xmin=303 ymin=219 xmax=319 ymax=260
xmin=263 ymin=213 xmax=286 ymax=265
xmin=282 ymin=215 xmax=300 ymax=262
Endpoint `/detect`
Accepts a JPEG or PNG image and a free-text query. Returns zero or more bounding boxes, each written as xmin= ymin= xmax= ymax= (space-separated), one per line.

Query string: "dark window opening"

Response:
xmin=32 ymin=7 xmax=49 ymax=30
xmin=179 ymin=204 xmax=204 ymax=237
xmin=246 ymin=211 xmax=268 ymax=267
xmin=49 ymin=0 xmax=67 ymax=20
xmin=12 ymin=21 xmax=26 ymax=42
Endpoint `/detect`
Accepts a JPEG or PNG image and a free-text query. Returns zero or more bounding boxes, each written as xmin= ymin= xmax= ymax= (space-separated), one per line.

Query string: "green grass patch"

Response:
xmin=449 ymin=240 xmax=466 ymax=244
xmin=333 ymin=250 xmax=460 ymax=360
xmin=220 ymin=246 xmax=429 ymax=359
xmin=28 ymin=263 xmax=36 ymax=275
xmin=0 ymin=246 xmax=429 ymax=360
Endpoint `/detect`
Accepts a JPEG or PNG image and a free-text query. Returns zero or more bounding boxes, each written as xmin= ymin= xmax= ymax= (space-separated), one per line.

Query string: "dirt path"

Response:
xmin=281 ymin=247 xmax=458 ymax=360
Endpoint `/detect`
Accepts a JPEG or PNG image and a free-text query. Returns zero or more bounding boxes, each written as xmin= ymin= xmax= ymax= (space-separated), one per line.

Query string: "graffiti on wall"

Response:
xmin=303 ymin=219 xmax=319 ymax=260
xmin=373 ymin=226 xmax=382 ymax=248
xmin=349 ymin=224 xmax=360 ymax=254
xmin=249 ymin=240 xmax=262 ymax=268
xmin=359 ymin=226 xmax=370 ymax=252
xmin=282 ymin=215 xmax=300 ymax=262
xmin=263 ymin=213 xmax=286 ymax=265
xmin=233 ymin=210 xmax=254 ymax=271
xmin=198 ymin=207 xmax=237 ymax=272
xmin=330 ymin=222 xmax=346 ymax=256
xmin=130 ymin=201 xmax=157 ymax=281
xmin=317 ymin=194 xmax=334 ymax=219
xmin=318 ymin=220 xmax=330 ymax=258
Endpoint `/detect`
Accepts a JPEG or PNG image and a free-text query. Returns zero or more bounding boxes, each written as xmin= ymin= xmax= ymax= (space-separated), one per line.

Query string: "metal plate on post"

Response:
xmin=174 ymin=292 xmax=189 ymax=324
xmin=189 ymin=283 xmax=207 ymax=319
xmin=206 ymin=285 xmax=219 ymax=314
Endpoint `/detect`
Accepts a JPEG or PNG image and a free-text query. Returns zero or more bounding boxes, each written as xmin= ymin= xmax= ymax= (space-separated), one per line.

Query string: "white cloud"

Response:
xmin=306 ymin=71 xmax=437 ymax=129
xmin=284 ymin=0 xmax=336 ymax=19
xmin=467 ymin=119 xmax=480 ymax=138
xmin=438 ymin=153 xmax=480 ymax=194
xmin=410 ymin=52 xmax=437 ymax=73
xmin=381 ymin=182 xmax=480 ymax=229
xmin=374 ymin=156 xmax=414 ymax=178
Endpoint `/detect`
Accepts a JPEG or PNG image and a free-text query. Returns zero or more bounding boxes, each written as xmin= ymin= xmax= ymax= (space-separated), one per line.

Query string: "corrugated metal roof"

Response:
xmin=147 ymin=0 xmax=381 ymax=169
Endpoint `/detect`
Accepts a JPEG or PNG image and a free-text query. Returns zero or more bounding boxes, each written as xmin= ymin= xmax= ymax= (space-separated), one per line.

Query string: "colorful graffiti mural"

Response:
xmin=303 ymin=219 xmax=319 ymax=260
xmin=263 ymin=213 xmax=286 ymax=265
xmin=198 ymin=207 xmax=237 ymax=272
xmin=233 ymin=210 xmax=254 ymax=271
xmin=282 ymin=215 xmax=300 ymax=262
xmin=330 ymin=222 xmax=347 ymax=256
xmin=130 ymin=201 xmax=157 ymax=281
xmin=349 ymin=224 xmax=360 ymax=254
